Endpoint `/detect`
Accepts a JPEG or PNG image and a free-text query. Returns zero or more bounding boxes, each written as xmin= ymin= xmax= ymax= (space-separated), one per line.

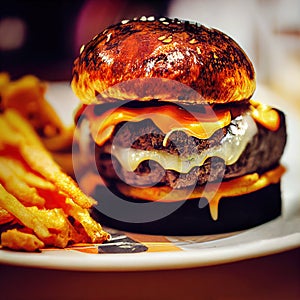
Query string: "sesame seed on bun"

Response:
xmin=72 ymin=16 xmax=256 ymax=105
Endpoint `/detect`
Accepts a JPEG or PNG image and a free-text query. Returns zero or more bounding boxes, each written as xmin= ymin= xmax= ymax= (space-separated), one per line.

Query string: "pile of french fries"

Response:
xmin=0 ymin=75 xmax=110 ymax=251
xmin=0 ymin=73 xmax=74 ymax=175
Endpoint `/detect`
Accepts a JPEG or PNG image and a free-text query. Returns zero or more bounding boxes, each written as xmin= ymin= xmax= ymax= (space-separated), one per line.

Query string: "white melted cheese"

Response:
xmin=111 ymin=114 xmax=258 ymax=173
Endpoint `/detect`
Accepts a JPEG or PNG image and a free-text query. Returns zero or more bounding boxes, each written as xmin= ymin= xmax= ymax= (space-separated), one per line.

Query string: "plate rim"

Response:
xmin=0 ymin=230 xmax=299 ymax=271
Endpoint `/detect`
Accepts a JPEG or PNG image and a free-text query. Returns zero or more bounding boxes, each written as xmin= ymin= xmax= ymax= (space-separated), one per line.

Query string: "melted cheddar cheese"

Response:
xmin=82 ymin=104 xmax=231 ymax=146
xmin=79 ymin=100 xmax=280 ymax=149
xmin=250 ymin=99 xmax=280 ymax=131
xmin=111 ymin=114 xmax=258 ymax=173
xmin=117 ymin=165 xmax=285 ymax=220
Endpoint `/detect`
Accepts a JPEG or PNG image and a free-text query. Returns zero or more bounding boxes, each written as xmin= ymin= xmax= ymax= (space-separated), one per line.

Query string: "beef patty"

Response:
xmin=95 ymin=110 xmax=286 ymax=189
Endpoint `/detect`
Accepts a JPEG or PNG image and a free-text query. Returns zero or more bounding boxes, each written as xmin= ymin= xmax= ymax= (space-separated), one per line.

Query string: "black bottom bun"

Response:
xmin=91 ymin=182 xmax=281 ymax=236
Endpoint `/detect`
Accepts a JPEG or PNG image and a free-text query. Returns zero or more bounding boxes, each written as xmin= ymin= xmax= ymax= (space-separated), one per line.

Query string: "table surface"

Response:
xmin=0 ymin=247 xmax=299 ymax=300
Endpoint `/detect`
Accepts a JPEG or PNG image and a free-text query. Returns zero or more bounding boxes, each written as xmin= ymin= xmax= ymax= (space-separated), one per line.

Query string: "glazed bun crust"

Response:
xmin=72 ymin=16 xmax=256 ymax=105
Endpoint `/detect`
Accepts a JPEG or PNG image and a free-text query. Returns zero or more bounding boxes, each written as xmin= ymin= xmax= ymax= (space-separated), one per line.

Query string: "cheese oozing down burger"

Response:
xmin=71 ymin=16 xmax=287 ymax=235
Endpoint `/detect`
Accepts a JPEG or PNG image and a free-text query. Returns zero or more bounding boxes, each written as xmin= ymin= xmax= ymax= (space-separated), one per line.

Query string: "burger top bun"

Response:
xmin=72 ymin=16 xmax=256 ymax=105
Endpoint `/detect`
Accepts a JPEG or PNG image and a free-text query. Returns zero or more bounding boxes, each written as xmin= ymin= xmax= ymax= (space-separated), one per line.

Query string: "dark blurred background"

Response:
xmin=0 ymin=0 xmax=170 ymax=81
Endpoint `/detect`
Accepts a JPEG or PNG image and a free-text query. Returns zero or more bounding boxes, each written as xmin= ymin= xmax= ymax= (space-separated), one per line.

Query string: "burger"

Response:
xmin=71 ymin=16 xmax=287 ymax=235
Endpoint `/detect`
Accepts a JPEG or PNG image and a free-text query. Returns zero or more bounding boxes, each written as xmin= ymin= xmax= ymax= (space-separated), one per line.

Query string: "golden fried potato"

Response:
xmin=1 ymin=109 xmax=96 ymax=208
xmin=42 ymin=125 xmax=74 ymax=152
xmin=0 ymin=208 xmax=14 ymax=225
xmin=0 ymin=157 xmax=55 ymax=190
xmin=26 ymin=207 xmax=70 ymax=248
xmin=0 ymin=73 xmax=75 ymax=174
xmin=0 ymin=115 xmax=24 ymax=148
xmin=0 ymin=75 xmax=63 ymax=138
xmin=0 ymin=184 xmax=51 ymax=241
xmin=0 ymin=72 xmax=109 ymax=251
xmin=3 ymin=109 xmax=44 ymax=148
xmin=64 ymin=197 xmax=110 ymax=243
xmin=1 ymin=229 xmax=45 ymax=252
xmin=0 ymin=160 xmax=46 ymax=207
xmin=0 ymin=107 xmax=109 ymax=252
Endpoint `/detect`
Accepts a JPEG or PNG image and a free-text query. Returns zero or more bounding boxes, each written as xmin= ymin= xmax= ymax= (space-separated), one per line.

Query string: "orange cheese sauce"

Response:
xmin=118 ymin=165 xmax=285 ymax=220
xmin=80 ymin=104 xmax=231 ymax=146
xmin=250 ymin=100 xmax=280 ymax=131
xmin=77 ymin=100 xmax=281 ymax=148
xmin=204 ymin=165 xmax=285 ymax=220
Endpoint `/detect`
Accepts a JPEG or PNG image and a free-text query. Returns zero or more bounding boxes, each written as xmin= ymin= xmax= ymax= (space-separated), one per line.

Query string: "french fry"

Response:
xmin=64 ymin=197 xmax=110 ymax=243
xmin=3 ymin=109 xmax=96 ymax=208
xmin=21 ymin=144 xmax=96 ymax=208
xmin=0 ymin=208 xmax=14 ymax=225
xmin=1 ymin=75 xmax=64 ymax=137
xmin=1 ymin=229 xmax=44 ymax=251
xmin=0 ymin=116 xmax=24 ymax=148
xmin=64 ymin=217 xmax=86 ymax=244
xmin=3 ymin=109 xmax=45 ymax=149
xmin=42 ymin=126 xmax=74 ymax=151
xmin=26 ymin=207 xmax=70 ymax=248
xmin=0 ymin=184 xmax=51 ymax=241
xmin=0 ymin=74 xmax=76 ymax=174
xmin=0 ymin=161 xmax=46 ymax=207
xmin=0 ymin=104 xmax=110 ymax=251
xmin=0 ymin=157 xmax=55 ymax=190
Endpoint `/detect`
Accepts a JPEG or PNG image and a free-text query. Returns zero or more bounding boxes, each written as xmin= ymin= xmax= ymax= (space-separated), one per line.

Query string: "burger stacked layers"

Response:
xmin=71 ymin=17 xmax=287 ymax=235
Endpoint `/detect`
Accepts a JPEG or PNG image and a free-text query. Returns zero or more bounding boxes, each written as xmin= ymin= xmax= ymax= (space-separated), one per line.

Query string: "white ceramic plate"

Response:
xmin=0 ymin=83 xmax=299 ymax=271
